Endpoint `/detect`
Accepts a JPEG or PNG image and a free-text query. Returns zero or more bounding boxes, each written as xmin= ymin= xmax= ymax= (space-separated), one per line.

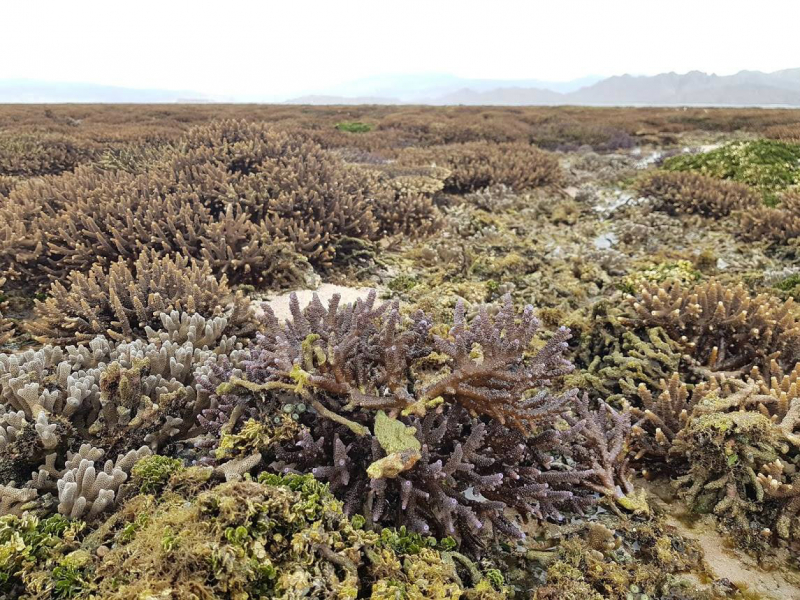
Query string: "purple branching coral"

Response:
xmin=563 ymin=394 xmax=637 ymax=506
xmin=201 ymin=291 xmax=598 ymax=546
xmin=421 ymin=297 xmax=574 ymax=431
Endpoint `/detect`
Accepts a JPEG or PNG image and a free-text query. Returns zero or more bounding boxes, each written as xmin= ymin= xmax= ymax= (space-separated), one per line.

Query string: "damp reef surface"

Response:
xmin=2 ymin=106 xmax=800 ymax=599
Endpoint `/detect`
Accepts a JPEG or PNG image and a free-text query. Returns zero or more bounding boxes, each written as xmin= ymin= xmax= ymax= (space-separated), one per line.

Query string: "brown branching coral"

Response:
xmin=629 ymin=373 xmax=706 ymax=462
xmin=758 ymin=458 xmax=800 ymax=539
xmin=176 ymin=120 xmax=378 ymax=262
xmin=0 ymin=277 xmax=13 ymax=346
xmin=397 ymin=141 xmax=562 ymax=193
xmin=0 ymin=132 xmax=95 ymax=177
xmin=0 ymin=120 xmax=442 ymax=291
xmin=27 ymin=250 xmax=253 ymax=345
xmin=355 ymin=163 xmax=446 ymax=237
xmin=636 ymin=170 xmax=761 ymax=217
xmin=624 ymin=279 xmax=800 ymax=376
xmin=0 ymin=175 xmax=17 ymax=197
xmin=738 ymin=191 xmax=800 ymax=245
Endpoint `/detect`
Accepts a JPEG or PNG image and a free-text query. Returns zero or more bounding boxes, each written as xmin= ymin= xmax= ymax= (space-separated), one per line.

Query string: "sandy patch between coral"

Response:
xmin=643 ymin=479 xmax=800 ymax=600
xmin=664 ymin=516 xmax=800 ymax=600
xmin=254 ymin=283 xmax=377 ymax=322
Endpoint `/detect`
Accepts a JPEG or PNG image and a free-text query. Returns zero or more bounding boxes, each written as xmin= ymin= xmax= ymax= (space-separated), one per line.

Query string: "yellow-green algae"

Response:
xmin=0 ymin=470 xmax=508 ymax=599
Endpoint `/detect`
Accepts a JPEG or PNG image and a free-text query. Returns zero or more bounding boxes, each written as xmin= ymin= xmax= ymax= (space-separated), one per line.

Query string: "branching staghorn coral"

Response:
xmin=757 ymin=458 xmax=800 ymax=539
xmin=0 ymin=132 xmax=95 ymax=177
xmin=244 ymin=291 xmax=574 ymax=430
xmin=562 ymin=394 xmax=637 ymax=507
xmin=267 ymin=402 xmax=591 ymax=546
xmin=629 ymin=373 xmax=707 ymax=463
xmin=624 ymin=278 xmax=800 ymax=377
xmin=397 ymin=141 xmax=563 ymax=193
xmin=0 ymin=175 xmax=18 ymax=197
xmin=635 ymin=170 xmax=760 ymax=217
xmin=0 ymin=277 xmax=13 ymax=345
xmin=27 ymin=249 xmax=254 ymax=345
xmin=422 ymin=296 xmax=574 ymax=431
xmin=738 ymin=191 xmax=800 ymax=245
xmin=0 ymin=120 xmax=442 ymax=291
xmin=205 ymin=291 xmax=592 ymax=545
xmin=357 ymin=163 xmax=446 ymax=237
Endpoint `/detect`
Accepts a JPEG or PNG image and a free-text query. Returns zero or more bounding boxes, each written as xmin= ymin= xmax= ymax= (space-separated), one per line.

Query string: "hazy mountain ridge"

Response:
xmin=1 ymin=70 xmax=799 ymax=105
xmin=285 ymin=69 xmax=800 ymax=106
xmin=0 ymin=80 xmax=213 ymax=103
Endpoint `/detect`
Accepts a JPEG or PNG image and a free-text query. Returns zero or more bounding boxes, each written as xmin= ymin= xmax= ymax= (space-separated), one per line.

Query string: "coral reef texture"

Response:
xmin=2 ymin=105 xmax=800 ymax=598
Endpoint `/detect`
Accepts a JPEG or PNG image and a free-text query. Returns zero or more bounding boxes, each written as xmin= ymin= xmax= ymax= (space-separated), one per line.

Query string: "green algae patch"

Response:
xmin=662 ymin=139 xmax=800 ymax=202
xmin=335 ymin=121 xmax=372 ymax=133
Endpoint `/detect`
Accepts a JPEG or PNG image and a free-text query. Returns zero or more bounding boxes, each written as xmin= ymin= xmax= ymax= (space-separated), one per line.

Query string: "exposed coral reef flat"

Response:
xmin=3 ymin=106 xmax=800 ymax=599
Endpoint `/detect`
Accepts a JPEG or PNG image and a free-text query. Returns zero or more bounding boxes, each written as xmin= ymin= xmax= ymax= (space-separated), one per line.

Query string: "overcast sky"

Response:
xmin=2 ymin=0 xmax=798 ymax=100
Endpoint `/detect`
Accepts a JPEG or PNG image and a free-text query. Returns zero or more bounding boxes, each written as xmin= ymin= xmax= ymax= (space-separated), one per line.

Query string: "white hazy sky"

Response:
xmin=2 ymin=0 xmax=799 ymax=99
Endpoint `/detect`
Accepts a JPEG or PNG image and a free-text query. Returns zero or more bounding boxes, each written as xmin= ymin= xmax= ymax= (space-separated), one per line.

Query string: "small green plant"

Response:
xmin=379 ymin=525 xmax=456 ymax=554
xmin=0 ymin=515 xmax=80 ymax=590
xmin=52 ymin=551 xmax=91 ymax=599
xmin=774 ymin=273 xmax=800 ymax=293
xmin=335 ymin=121 xmax=372 ymax=133
xmin=131 ymin=455 xmax=184 ymax=494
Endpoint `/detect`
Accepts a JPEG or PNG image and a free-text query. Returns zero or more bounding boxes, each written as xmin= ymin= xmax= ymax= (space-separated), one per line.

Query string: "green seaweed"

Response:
xmin=662 ymin=139 xmax=800 ymax=200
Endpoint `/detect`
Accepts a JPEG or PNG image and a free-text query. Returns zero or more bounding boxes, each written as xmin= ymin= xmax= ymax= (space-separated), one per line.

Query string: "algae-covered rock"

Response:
xmin=4 ymin=471 xmax=507 ymax=599
xmin=530 ymin=515 xmax=710 ymax=600
xmin=673 ymin=411 xmax=784 ymax=534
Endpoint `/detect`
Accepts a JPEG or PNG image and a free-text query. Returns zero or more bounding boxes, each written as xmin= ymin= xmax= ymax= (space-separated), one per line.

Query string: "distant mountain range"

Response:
xmin=2 ymin=69 xmax=800 ymax=106
xmin=285 ymin=69 xmax=800 ymax=106
xmin=0 ymin=80 xmax=213 ymax=103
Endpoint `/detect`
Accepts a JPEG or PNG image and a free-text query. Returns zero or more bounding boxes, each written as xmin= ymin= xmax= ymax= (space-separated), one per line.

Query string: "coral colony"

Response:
xmin=1 ymin=108 xmax=800 ymax=598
